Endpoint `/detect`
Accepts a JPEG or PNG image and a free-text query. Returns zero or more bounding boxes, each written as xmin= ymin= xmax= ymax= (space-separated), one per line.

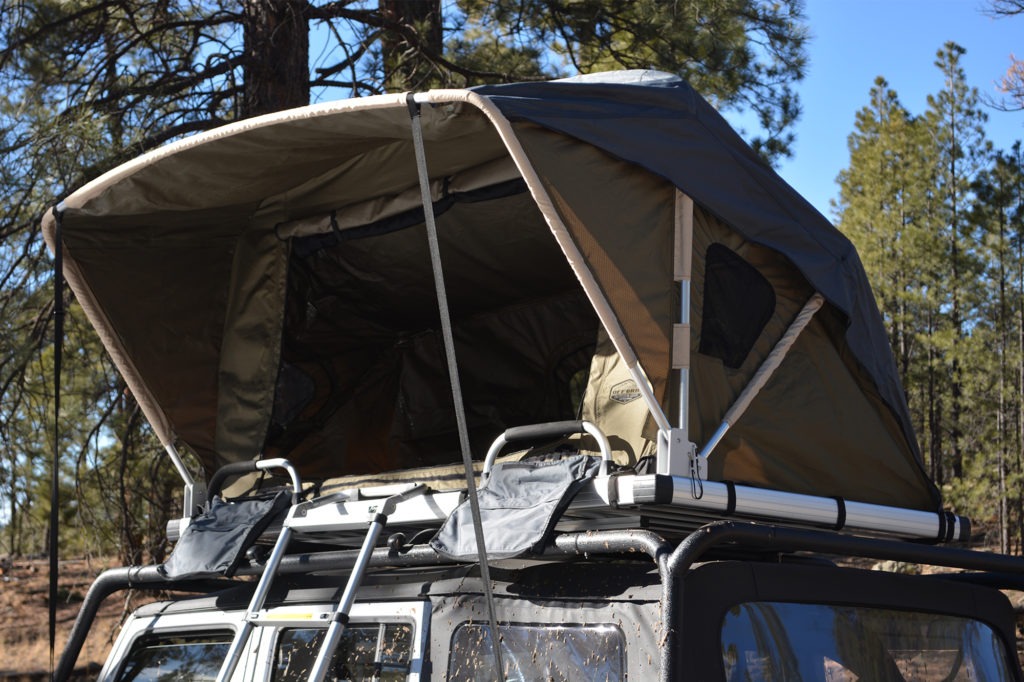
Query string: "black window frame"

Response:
xmin=676 ymin=560 xmax=1024 ymax=682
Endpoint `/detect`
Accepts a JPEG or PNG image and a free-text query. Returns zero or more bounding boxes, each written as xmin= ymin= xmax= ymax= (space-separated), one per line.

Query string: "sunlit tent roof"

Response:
xmin=43 ymin=70 xmax=940 ymax=511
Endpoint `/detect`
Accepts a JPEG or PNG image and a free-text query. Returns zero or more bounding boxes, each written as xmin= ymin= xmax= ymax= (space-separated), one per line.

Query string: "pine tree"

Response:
xmin=836 ymin=78 xmax=940 ymax=481
xmin=837 ymin=79 xmax=925 ymax=379
xmin=972 ymin=145 xmax=1024 ymax=551
xmin=923 ymin=42 xmax=991 ymax=488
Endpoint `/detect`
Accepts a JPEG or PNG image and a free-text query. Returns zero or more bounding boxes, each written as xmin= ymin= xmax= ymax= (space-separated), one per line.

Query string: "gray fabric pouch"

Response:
xmin=159 ymin=490 xmax=290 ymax=579
xmin=430 ymin=454 xmax=600 ymax=562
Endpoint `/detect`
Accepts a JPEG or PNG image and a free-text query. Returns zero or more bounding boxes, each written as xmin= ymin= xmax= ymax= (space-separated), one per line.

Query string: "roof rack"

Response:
xmin=168 ymin=421 xmax=970 ymax=558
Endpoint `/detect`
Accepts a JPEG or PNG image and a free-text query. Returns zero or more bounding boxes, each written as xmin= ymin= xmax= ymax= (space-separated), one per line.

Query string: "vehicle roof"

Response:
xmin=131 ymin=559 xmax=664 ymax=618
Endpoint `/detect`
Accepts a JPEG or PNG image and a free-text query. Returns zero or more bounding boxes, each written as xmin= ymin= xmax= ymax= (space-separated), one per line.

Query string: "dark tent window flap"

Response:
xmin=699 ymin=244 xmax=775 ymax=369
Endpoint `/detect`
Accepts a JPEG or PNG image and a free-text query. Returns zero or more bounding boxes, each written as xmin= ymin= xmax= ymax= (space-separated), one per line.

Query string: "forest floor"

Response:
xmin=0 ymin=556 xmax=127 ymax=680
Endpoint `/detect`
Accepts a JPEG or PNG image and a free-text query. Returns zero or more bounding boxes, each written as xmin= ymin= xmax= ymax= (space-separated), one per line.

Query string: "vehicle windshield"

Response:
xmin=722 ymin=601 xmax=1015 ymax=681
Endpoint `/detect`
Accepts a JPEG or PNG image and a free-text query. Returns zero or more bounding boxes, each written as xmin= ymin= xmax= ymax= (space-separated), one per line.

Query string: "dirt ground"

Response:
xmin=0 ymin=557 xmax=125 ymax=679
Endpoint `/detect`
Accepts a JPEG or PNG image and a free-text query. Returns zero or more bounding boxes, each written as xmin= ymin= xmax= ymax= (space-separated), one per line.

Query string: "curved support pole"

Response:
xmin=483 ymin=420 xmax=614 ymax=480
xmin=55 ymin=567 xmax=235 ymax=682
xmin=699 ymin=293 xmax=824 ymax=461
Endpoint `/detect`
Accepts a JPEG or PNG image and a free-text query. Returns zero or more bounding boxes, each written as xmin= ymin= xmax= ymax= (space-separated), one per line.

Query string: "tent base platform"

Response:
xmin=169 ymin=472 xmax=969 ymax=552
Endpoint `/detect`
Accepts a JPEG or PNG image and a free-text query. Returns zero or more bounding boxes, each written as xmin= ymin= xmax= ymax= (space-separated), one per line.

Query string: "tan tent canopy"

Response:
xmin=43 ymin=71 xmax=940 ymax=511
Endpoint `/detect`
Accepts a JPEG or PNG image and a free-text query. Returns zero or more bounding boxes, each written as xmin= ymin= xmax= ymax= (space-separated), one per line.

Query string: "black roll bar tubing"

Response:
xmin=64 ymin=521 xmax=1024 ymax=682
xmin=54 ymin=568 xmax=237 ymax=682
xmin=55 ymin=530 xmax=672 ymax=681
xmin=658 ymin=520 xmax=1024 ymax=682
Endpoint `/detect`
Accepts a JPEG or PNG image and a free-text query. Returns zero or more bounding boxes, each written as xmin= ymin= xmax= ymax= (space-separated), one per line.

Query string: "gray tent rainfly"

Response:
xmin=44 ymin=70 xmax=945 ymax=539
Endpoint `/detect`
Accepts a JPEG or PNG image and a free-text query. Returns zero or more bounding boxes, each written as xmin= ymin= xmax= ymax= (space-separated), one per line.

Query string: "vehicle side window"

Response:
xmin=272 ymin=624 xmax=413 ymax=681
xmin=447 ymin=623 xmax=625 ymax=681
xmin=114 ymin=630 xmax=233 ymax=681
xmin=722 ymin=601 xmax=1016 ymax=682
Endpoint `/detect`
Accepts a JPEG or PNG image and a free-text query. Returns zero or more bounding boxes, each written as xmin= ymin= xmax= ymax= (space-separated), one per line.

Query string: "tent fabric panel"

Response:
xmin=689 ymin=208 xmax=815 ymax=408
xmin=472 ymin=79 xmax=921 ymax=470
xmin=214 ymin=222 xmax=290 ymax=471
xmin=700 ymin=323 xmax=935 ymax=508
xmin=60 ymin=95 xmax=411 ymax=220
xmin=510 ymin=123 xmax=675 ymax=412
xmin=57 ymin=98 xmax=500 ymax=246
xmin=580 ymin=330 xmax=659 ymax=466
xmin=60 ymin=232 xmax=237 ymax=464
xmin=687 ymin=208 xmax=935 ymax=509
xmin=265 ymin=191 xmax=598 ymax=480
xmin=276 ymin=156 xmax=520 ymax=241
xmin=42 ymin=225 xmax=177 ymax=449
xmin=254 ymin=124 xmax=508 ymax=229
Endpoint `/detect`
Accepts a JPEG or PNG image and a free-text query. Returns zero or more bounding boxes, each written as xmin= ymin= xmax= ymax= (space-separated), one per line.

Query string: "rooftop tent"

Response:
xmin=42 ymin=71 xmax=940 ymax=511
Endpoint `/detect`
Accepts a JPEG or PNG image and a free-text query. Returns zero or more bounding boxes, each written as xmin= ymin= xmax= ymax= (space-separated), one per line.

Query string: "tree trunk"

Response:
xmin=6 ymin=451 xmax=16 ymax=555
xmin=949 ymin=156 xmax=964 ymax=481
xmin=1018 ymin=233 xmax=1024 ymax=552
xmin=927 ymin=308 xmax=944 ymax=487
xmin=999 ymin=213 xmax=1009 ymax=554
xmin=243 ymin=0 xmax=311 ymax=118
xmin=118 ymin=406 xmax=143 ymax=566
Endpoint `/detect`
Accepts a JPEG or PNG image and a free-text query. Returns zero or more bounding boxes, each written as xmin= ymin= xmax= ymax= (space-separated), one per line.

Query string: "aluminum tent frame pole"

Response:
xmin=674 ymin=191 xmax=694 ymax=439
xmin=657 ymin=190 xmax=700 ymax=478
xmin=699 ymin=292 xmax=825 ymax=461
xmin=651 ymin=473 xmax=968 ymax=542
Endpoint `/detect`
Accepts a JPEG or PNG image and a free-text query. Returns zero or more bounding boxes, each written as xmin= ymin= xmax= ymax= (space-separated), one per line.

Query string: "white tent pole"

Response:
xmin=163 ymin=443 xmax=203 ymax=512
xmin=699 ymin=293 xmax=825 ymax=460
xmin=164 ymin=443 xmax=194 ymax=487
xmin=674 ymin=191 xmax=694 ymax=437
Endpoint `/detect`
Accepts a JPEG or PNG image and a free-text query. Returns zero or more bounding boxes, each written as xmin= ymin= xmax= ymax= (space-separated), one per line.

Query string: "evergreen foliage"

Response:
xmin=838 ymin=43 xmax=1024 ymax=550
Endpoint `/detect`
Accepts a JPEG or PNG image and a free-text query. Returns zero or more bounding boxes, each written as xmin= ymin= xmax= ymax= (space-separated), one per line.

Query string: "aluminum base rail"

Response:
xmin=171 ymin=473 xmax=971 ymax=550
xmin=572 ymin=474 xmax=970 ymax=543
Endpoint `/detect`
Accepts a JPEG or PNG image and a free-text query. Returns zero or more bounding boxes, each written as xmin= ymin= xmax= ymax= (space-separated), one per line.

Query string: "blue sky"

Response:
xmin=760 ymin=0 xmax=1023 ymax=221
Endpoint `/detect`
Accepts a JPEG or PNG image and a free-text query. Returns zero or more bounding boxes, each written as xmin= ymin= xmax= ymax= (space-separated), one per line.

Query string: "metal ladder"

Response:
xmin=212 ymin=458 xmax=426 ymax=681
xmin=307 ymin=483 xmax=426 ymax=681
xmin=213 ymin=458 xmax=302 ymax=682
